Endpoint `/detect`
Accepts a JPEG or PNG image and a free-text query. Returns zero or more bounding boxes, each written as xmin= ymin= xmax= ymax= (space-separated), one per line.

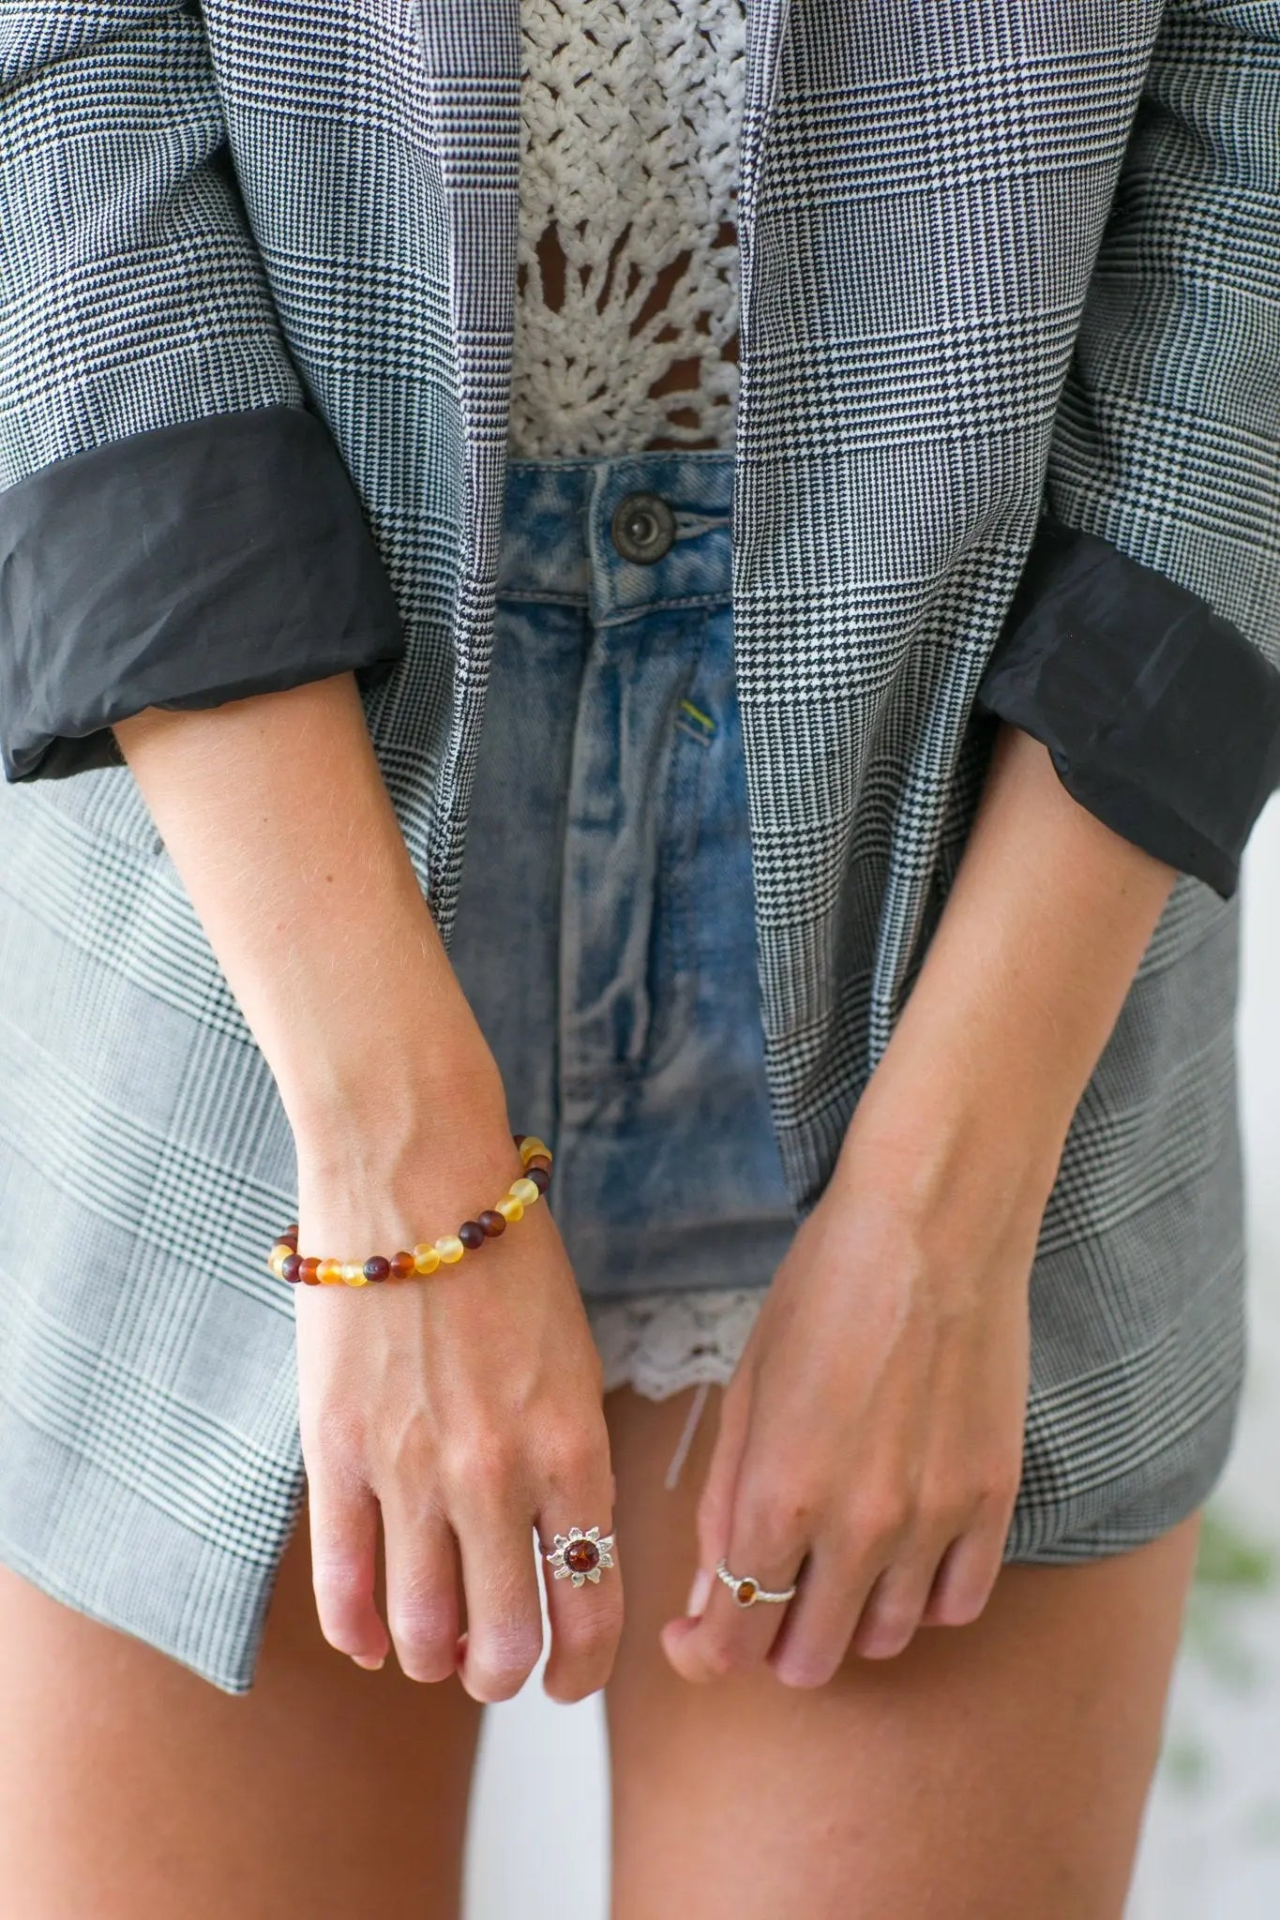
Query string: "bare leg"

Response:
xmin=605 ymin=1384 xmax=1200 ymax=1920
xmin=0 ymin=1498 xmax=481 ymax=1920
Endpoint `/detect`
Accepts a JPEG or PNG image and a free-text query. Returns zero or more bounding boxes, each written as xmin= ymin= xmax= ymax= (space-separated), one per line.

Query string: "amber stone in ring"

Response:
xmin=735 ymin=1579 xmax=758 ymax=1606
xmin=564 ymin=1537 xmax=601 ymax=1575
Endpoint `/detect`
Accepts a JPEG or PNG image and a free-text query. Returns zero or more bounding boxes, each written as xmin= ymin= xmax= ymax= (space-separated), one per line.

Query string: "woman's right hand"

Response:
xmin=112 ymin=674 xmax=620 ymax=1698
xmin=292 ymin=1073 xmax=621 ymax=1704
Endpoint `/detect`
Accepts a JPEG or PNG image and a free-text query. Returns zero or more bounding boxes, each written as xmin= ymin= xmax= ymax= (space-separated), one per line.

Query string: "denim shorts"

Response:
xmin=449 ymin=451 xmax=798 ymax=1383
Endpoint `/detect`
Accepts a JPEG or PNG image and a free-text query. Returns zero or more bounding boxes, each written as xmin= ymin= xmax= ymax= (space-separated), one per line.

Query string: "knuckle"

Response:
xmin=445 ymin=1431 xmax=520 ymax=1498
xmin=311 ymin=1552 xmax=370 ymax=1614
xmin=852 ymin=1491 xmax=911 ymax=1550
xmin=700 ymin=1634 xmax=749 ymax=1681
xmin=774 ymin=1646 xmax=841 ymax=1691
xmin=302 ymin=1402 xmax=369 ymax=1472
xmin=541 ymin=1421 xmax=607 ymax=1493
xmin=742 ymin=1480 xmax=817 ymax=1558
xmin=469 ymin=1630 xmax=543 ymax=1701
xmin=856 ymin=1608 xmax=918 ymax=1658
xmin=388 ymin=1592 xmax=454 ymax=1659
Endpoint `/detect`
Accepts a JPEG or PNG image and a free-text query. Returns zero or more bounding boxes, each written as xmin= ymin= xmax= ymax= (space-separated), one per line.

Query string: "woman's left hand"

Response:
xmin=661 ymin=1109 xmax=1060 ymax=1688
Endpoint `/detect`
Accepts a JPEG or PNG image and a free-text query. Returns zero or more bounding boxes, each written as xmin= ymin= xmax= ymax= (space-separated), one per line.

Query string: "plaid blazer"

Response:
xmin=0 ymin=0 xmax=1277 ymax=1689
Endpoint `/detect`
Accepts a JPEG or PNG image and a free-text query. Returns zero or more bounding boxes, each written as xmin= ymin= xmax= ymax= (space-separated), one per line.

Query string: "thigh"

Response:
xmin=604 ymin=1384 xmax=1199 ymax=1920
xmin=0 ymin=1500 xmax=482 ymax=1920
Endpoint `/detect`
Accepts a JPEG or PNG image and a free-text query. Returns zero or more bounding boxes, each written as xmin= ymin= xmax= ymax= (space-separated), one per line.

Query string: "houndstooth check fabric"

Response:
xmin=0 ymin=0 xmax=1275 ymax=1689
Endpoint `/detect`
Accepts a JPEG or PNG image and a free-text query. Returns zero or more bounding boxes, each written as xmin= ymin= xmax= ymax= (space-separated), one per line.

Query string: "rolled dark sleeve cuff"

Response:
xmin=0 ymin=404 xmax=406 ymax=783
xmin=974 ymin=514 xmax=1280 ymax=900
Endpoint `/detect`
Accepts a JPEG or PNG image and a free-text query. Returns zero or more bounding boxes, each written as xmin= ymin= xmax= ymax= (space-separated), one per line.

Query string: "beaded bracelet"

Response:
xmin=267 ymin=1134 xmax=553 ymax=1287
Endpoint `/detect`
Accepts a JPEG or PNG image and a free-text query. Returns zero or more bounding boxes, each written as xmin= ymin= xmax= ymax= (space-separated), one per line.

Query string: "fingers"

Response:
xmin=306 ymin=1468 xmax=390 ymax=1671
xmin=452 ymin=1485 xmax=546 ymax=1705
xmin=380 ymin=1496 xmax=463 ymax=1683
xmin=662 ymin=1386 xmax=803 ymax=1683
xmin=664 ymin=1537 xmax=806 ymax=1683
xmin=538 ymin=1429 xmax=624 ymax=1704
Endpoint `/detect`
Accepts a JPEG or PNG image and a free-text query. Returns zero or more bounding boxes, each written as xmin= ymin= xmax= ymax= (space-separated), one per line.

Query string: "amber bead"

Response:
xmin=496 ymin=1195 xmax=524 ymax=1224
xmin=513 ymin=1134 xmax=526 ymax=1147
xmin=458 ymin=1220 xmax=486 ymax=1251
xmin=518 ymin=1137 xmax=551 ymax=1167
xmin=318 ymin=1259 xmax=343 ymax=1286
xmin=282 ymin=1223 xmax=299 ymax=1241
xmin=510 ymin=1177 xmax=540 ymax=1207
xmin=436 ymin=1234 xmax=465 ymax=1264
xmin=525 ymin=1154 xmax=552 ymax=1174
xmin=389 ymin=1251 xmax=416 ymax=1279
xmin=413 ymin=1243 xmax=442 ymax=1276
xmin=299 ymin=1258 xmax=321 ymax=1285
xmin=363 ymin=1256 xmax=391 ymax=1283
xmin=282 ymin=1253 xmax=303 ymax=1284
xmin=478 ymin=1209 xmax=506 ymax=1238
xmin=526 ymin=1166 xmax=551 ymax=1195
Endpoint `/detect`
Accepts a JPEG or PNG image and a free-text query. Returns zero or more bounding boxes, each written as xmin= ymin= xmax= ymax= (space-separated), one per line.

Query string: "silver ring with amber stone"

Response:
xmin=545 ymin=1526 xmax=615 ymax=1587
xmin=714 ymin=1558 xmax=798 ymax=1607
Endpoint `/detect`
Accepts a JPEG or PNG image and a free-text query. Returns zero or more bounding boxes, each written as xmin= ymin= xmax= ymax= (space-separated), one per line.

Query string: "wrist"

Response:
xmin=835 ymin=1035 xmax=1067 ymax=1235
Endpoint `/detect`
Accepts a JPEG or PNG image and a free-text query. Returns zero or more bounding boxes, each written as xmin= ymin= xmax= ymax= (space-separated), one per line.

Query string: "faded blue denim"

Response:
xmin=450 ymin=452 xmax=798 ymax=1302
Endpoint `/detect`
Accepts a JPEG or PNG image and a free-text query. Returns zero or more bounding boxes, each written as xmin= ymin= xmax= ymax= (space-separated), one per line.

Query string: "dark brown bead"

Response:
xmin=299 ymin=1258 xmax=321 ymax=1286
xmin=389 ymin=1251 xmax=416 ymax=1279
xmin=282 ymin=1223 xmax=299 ymax=1241
xmin=458 ymin=1220 xmax=486 ymax=1251
xmin=526 ymin=1154 xmax=552 ymax=1173
xmin=281 ymin=1253 xmax=303 ymax=1283
xmin=527 ymin=1166 xmax=551 ymax=1194
xmin=363 ymin=1256 xmax=391 ymax=1283
xmin=477 ymin=1210 xmax=507 ymax=1238
xmin=512 ymin=1134 xmax=526 ymax=1147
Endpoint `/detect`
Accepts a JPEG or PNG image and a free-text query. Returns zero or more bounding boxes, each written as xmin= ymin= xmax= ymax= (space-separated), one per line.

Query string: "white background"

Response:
xmin=463 ymin=801 xmax=1280 ymax=1919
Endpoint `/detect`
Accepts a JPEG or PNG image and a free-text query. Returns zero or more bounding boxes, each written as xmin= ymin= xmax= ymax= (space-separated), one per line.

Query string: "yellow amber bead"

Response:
xmin=347 ymin=1270 xmax=369 ymax=1288
xmin=268 ymin=1247 xmax=288 ymax=1277
xmin=313 ymin=1259 xmax=338 ymax=1285
xmin=435 ymin=1235 xmax=465 ymax=1265
xmin=519 ymin=1136 xmax=551 ymax=1166
xmin=340 ymin=1262 xmax=364 ymax=1285
xmin=509 ymin=1177 xmax=540 ymax=1207
xmin=413 ymin=1243 xmax=442 ymax=1276
xmin=496 ymin=1194 xmax=524 ymax=1223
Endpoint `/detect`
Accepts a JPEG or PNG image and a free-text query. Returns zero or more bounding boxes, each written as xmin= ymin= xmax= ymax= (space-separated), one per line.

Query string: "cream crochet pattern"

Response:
xmin=512 ymin=0 xmax=747 ymax=459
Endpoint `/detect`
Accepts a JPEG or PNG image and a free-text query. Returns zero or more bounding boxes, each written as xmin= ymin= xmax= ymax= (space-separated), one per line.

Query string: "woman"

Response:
xmin=0 ymin=1 xmax=1277 ymax=1915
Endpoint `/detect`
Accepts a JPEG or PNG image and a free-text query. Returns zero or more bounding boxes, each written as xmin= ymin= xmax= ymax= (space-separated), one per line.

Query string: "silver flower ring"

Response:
xmin=545 ymin=1526 xmax=615 ymax=1587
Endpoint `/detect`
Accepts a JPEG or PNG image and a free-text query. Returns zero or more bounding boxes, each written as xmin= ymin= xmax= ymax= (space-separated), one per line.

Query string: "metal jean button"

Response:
xmin=610 ymin=490 xmax=676 ymax=564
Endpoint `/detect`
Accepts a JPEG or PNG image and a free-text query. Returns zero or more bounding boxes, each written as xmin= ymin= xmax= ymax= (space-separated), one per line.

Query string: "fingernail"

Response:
xmin=351 ymin=1653 xmax=385 ymax=1671
xmin=686 ymin=1567 xmax=713 ymax=1618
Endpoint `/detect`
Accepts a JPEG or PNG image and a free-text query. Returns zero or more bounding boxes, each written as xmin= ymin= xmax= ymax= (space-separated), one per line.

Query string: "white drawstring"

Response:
xmin=664 ymin=1378 xmax=712 ymax=1491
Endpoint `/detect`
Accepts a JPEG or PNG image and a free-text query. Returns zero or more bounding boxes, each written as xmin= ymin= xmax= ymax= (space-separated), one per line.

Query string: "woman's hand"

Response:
xmin=293 ymin=1081 xmax=622 ymax=1704
xmin=660 ymin=1119 xmax=1047 ymax=1687
xmin=662 ymin=720 xmax=1179 ymax=1688
xmin=113 ymin=676 xmax=623 ymax=1702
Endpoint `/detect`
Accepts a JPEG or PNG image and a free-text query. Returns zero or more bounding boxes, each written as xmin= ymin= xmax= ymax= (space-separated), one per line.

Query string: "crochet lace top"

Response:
xmin=512 ymin=0 xmax=747 ymax=459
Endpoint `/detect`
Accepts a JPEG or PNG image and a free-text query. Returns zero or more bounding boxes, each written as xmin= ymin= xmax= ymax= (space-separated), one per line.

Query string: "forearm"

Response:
xmin=844 ymin=720 xmax=1179 ymax=1211
xmin=112 ymin=674 xmax=503 ymax=1154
